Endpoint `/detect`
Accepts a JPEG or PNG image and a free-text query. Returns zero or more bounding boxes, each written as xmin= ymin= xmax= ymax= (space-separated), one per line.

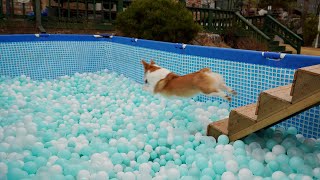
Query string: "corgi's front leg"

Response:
xmin=143 ymin=85 xmax=153 ymax=93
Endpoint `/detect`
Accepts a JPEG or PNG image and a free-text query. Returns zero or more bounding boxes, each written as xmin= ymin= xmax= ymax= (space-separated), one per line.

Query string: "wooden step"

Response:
xmin=207 ymin=119 xmax=229 ymax=138
xmin=228 ymin=90 xmax=320 ymax=141
xmin=207 ymin=64 xmax=320 ymax=141
xmin=291 ymin=65 xmax=320 ymax=103
xmin=256 ymin=84 xmax=292 ymax=119
xmin=228 ymin=103 xmax=257 ymax=135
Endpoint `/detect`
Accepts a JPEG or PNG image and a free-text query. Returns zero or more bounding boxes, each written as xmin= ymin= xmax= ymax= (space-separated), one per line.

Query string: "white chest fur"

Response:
xmin=145 ymin=68 xmax=171 ymax=90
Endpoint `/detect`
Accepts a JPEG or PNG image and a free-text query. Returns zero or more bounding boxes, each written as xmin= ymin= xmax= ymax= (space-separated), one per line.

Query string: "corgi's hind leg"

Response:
xmin=220 ymin=83 xmax=237 ymax=96
xmin=208 ymin=91 xmax=232 ymax=102
xmin=200 ymin=87 xmax=232 ymax=102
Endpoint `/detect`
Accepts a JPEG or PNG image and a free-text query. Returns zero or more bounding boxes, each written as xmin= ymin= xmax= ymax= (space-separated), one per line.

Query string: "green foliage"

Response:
xmin=302 ymin=15 xmax=319 ymax=46
xmin=115 ymin=0 xmax=202 ymax=43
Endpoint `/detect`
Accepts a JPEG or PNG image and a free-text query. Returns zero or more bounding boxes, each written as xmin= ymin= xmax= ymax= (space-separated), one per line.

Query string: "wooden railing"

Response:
xmin=187 ymin=7 xmax=234 ymax=33
xmin=188 ymin=7 xmax=271 ymax=44
xmin=264 ymin=15 xmax=303 ymax=54
xmin=245 ymin=15 xmax=265 ymax=29
xmin=234 ymin=12 xmax=271 ymax=42
xmin=188 ymin=6 xmax=303 ymax=54
xmin=44 ymin=0 xmax=131 ymax=29
xmin=0 ymin=0 xmax=131 ymax=31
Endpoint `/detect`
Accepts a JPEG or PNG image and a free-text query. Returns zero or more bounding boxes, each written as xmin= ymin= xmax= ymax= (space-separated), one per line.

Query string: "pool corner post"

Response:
xmin=35 ymin=0 xmax=46 ymax=33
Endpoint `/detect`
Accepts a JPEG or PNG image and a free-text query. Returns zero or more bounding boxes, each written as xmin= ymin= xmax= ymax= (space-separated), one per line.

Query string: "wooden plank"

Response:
xmin=256 ymin=84 xmax=292 ymax=120
xmin=263 ymin=84 xmax=292 ymax=102
xmin=299 ymin=64 xmax=320 ymax=73
xmin=291 ymin=69 xmax=320 ymax=103
xmin=228 ymin=103 xmax=257 ymax=134
xmin=207 ymin=119 xmax=228 ymax=139
xmin=300 ymin=68 xmax=320 ymax=76
xmin=290 ymin=69 xmax=298 ymax=96
xmin=229 ymin=90 xmax=320 ymax=141
xmin=232 ymin=103 xmax=258 ymax=120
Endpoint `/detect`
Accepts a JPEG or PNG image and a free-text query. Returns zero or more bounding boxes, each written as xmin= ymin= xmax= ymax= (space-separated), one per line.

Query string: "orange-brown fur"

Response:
xmin=141 ymin=60 xmax=236 ymax=101
xmin=142 ymin=60 xmax=160 ymax=73
xmin=154 ymin=69 xmax=219 ymax=97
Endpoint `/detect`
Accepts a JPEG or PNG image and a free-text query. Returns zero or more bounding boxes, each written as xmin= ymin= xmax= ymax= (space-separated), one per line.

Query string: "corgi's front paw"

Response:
xmin=224 ymin=95 xmax=232 ymax=102
xmin=231 ymin=90 xmax=237 ymax=96
xmin=143 ymin=86 xmax=152 ymax=92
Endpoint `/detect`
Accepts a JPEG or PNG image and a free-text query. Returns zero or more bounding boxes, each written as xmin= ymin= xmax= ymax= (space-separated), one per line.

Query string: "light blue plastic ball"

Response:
xmin=174 ymin=136 xmax=184 ymax=146
xmin=137 ymin=155 xmax=148 ymax=164
xmin=201 ymin=168 xmax=215 ymax=177
xmin=267 ymin=160 xmax=280 ymax=172
xmin=152 ymin=163 xmax=160 ymax=172
xmin=35 ymin=157 xmax=47 ymax=168
xmin=23 ymin=161 xmax=38 ymax=174
xmin=213 ymin=161 xmax=226 ymax=175
xmin=117 ymin=143 xmax=128 ymax=153
xmin=276 ymin=154 xmax=290 ymax=165
xmin=249 ymin=159 xmax=264 ymax=176
xmin=195 ymin=157 xmax=208 ymax=170
xmin=7 ymin=168 xmax=28 ymax=180
xmin=200 ymin=175 xmax=213 ymax=180
xmin=58 ymin=150 xmax=71 ymax=160
xmin=289 ymin=156 xmax=304 ymax=171
xmin=158 ymin=128 xmax=168 ymax=138
xmin=111 ymin=153 xmax=123 ymax=164
xmin=287 ymin=127 xmax=298 ymax=135
xmin=217 ymin=135 xmax=229 ymax=145
xmin=233 ymin=140 xmax=245 ymax=149
xmin=189 ymin=167 xmax=201 ymax=177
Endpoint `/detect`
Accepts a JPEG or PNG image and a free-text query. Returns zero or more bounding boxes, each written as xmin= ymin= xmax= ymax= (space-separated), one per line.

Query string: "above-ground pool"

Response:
xmin=0 ymin=34 xmax=320 ymax=180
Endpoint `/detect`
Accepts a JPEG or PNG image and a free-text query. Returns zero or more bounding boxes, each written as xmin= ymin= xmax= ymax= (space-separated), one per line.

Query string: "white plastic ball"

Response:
xmin=50 ymin=165 xmax=63 ymax=174
xmin=122 ymin=172 xmax=135 ymax=180
xmin=114 ymin=164 xmax=123 ymax=172
xmin=226 ymin=160 xmax=238 ymax=173
xmin=139 ymin=163 xmax=151 ymax=174
xmin=264 ymin=152 xmax=276 ymax=163
xmin=272 ymin=145 xmax=286 ymax=156
xmin=166 ymin=168 xmax=180 ymax=180
xmin=77 ymin=170 xmax=90 ymax=180
xmin=0 ymin=162 xmax=8 ymax=175
xmin=272 ymin=171 xmax=286 ymax=180
xmin=221 ymin=171 xmax=236 ymax=180
xmin=238 ymin=168 xmax=253 ymax=180
xmin=95 ymin=171 xmax=109 ymax=180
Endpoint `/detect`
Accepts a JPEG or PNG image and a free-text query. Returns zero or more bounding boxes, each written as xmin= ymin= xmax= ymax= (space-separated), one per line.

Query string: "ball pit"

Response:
xmin=0 ymin=71 xmax=319 ymax=179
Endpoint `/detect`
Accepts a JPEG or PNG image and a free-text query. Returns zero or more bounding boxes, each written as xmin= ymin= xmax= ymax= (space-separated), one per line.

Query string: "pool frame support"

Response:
xmin=35 ymin=0 xmax=46 ymax=33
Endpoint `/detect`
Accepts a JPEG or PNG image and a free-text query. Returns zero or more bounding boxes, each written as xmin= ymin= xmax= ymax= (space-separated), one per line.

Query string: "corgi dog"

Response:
xmin=141 ymin=60 xmax=237 ymax=101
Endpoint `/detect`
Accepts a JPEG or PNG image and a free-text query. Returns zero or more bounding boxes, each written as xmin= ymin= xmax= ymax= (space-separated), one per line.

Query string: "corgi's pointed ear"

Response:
xmin=150 ymin=60 xmax=156 ymax=65
xmin=141 ymin=60 xmax=149 ymax=70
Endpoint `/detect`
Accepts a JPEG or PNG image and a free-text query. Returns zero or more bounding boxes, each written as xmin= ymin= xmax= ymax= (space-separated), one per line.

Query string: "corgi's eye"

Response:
xmin=145 ymin=79 xmax=148 ymax=84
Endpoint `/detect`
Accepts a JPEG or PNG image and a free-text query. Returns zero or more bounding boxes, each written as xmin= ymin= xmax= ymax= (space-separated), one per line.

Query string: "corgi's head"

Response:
xmin=141 ymin=60 xmax=171 ymax=89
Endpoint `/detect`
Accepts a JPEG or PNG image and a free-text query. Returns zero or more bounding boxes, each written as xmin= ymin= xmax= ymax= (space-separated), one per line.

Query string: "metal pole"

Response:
xmin=35 ymin=0 xmax=41 ymax=27
xmin=315 ymin=12 xmax=320 ymax=48
xmin=35 ymin=0 xmax=46 ymax=33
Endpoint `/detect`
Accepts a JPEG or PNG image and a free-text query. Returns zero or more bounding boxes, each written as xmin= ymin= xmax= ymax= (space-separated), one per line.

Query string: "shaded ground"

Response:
xmin=282 ymin=44 xmax=320 ymax=56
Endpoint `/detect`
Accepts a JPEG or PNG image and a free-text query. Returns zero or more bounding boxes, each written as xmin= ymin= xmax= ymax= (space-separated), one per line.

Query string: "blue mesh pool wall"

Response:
xmin=0 ymin=34 xmax=319 ymax=138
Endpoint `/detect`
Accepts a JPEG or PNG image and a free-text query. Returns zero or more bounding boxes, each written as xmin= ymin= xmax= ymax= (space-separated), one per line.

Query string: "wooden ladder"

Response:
xmin=207 ymin=64 xmax=320 ymax=141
